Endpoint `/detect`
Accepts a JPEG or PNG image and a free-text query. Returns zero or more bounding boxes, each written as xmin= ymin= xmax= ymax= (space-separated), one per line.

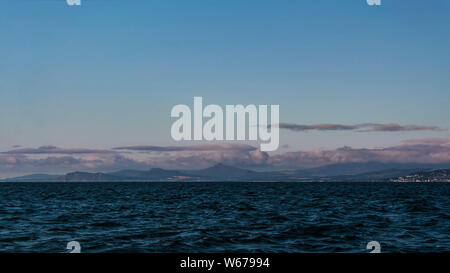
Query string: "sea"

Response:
xmin=0 ymin=182 xmax=449 ymax=253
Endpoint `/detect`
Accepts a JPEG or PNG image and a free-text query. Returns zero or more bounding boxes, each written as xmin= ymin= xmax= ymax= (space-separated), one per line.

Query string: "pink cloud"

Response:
xmin=277 ymin=123 xmax=446 ymax=132
xmin=1 ymin=138 xmax=449 ymax=177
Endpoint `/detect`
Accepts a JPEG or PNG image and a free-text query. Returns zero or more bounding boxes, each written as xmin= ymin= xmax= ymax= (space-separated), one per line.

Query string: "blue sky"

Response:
xmin=0 ymin=0 xmax=449 ymax=175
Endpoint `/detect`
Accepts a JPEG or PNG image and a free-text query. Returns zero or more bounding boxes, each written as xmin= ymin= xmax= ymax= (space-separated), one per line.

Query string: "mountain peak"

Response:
xmin=209 ymin=163 xmax=233 ymax=169
xmin=55 ymin=171 xmax=121 ymax=182
xmin=191 ymin=163 xmax=257 ymax=179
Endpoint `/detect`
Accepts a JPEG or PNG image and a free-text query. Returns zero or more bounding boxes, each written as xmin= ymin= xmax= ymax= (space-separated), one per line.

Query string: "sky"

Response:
xmin=0 ymin=0 xmax=449 ymax=176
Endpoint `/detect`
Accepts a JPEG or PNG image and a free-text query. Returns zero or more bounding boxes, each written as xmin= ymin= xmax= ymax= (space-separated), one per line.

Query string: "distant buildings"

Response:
xmin=390 ymin=169 xmax=450 ymax=182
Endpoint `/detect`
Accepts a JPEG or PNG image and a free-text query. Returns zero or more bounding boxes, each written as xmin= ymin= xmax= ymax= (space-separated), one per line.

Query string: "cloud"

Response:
xmin=2 ymin=138 xmax=449 ymax=177
xmin=1 ymin=145 xmax=113 ymax=155
xmin=269 ymin=142 xmax=450 ymax=169
xmin=138 ymin=144 xmax=269 ymax=170
xmin=402 ymin=135 xmax=450 ymax=146
xmin=0 ymin=153 xmax=150 ymax=177
xmin=359 ymin=123 xmax=446 ymax=132
xmin=112 ymin=143 xmax=269 ymax=170
xmin=113 ymin=143 xmax=257 ymax=152
xmin=0 ymin=143 xmax=268 ymax=176
xmin=0 ymin=145 xmax=148 ymax=177
xmin=146 ymin=148 xmax=269 ymax=170
xmin=277 ymin=123 xmax=358 ymax=131
xmin=277 ymin=123 xmax=446 ymax=132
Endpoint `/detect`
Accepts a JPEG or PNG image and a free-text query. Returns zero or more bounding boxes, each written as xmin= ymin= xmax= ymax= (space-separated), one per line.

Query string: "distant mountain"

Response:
xmin=54 ymin=172 xmax=122 ymax=182
xmin=1 ymin=174 xmax=60 ymax=182
xmin=52 ymin=168 xmax=198 ymax=182
xmin=107 ymin=169 xmax=149 ymax=178
xmin=108 ymin=168 xmax=194 ymax=181
xmin=188 ymin=163 xmax=258 ymax=179
xmin=3 ymin=163 xmax=450 ymax=182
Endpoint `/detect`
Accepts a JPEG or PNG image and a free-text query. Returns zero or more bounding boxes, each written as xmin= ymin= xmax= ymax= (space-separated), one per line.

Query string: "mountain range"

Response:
xmin=1 ymin=162 xmax=450 ymax=182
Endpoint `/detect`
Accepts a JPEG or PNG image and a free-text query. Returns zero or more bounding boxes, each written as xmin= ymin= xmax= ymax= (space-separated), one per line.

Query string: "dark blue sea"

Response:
xmin=0 ymin=182 xmax=449 ymax=253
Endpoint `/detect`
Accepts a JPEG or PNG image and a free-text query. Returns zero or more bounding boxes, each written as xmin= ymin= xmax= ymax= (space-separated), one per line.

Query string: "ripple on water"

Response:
xmin=0 ymin=182 xmax=448 ymax=252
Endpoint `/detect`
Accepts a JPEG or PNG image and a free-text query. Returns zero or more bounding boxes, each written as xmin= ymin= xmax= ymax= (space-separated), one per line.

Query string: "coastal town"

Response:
xmin=390 ymin=170 xmax=450 ymax=182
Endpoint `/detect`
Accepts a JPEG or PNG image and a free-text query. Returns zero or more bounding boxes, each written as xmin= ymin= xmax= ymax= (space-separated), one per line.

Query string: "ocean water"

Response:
xmin=0 ymin=182 xmax=449 ymax=253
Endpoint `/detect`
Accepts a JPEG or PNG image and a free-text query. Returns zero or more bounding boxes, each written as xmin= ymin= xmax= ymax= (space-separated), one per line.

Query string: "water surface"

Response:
xmin=0 ymin=182 xmax=448 ymax=252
